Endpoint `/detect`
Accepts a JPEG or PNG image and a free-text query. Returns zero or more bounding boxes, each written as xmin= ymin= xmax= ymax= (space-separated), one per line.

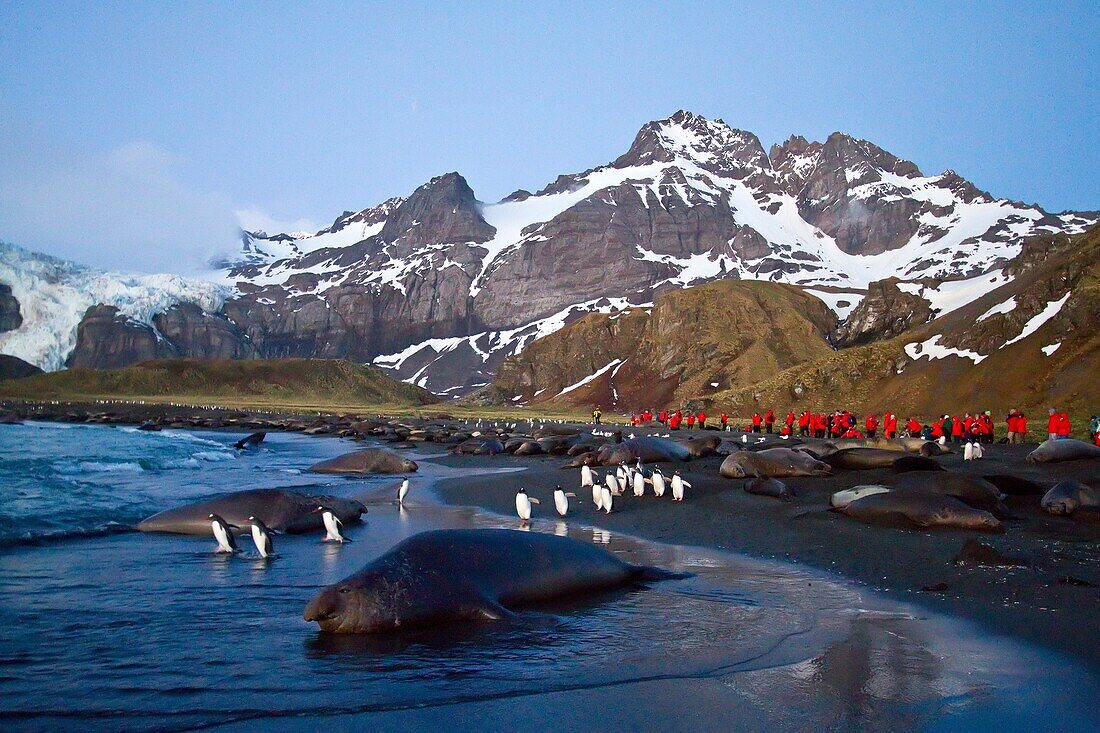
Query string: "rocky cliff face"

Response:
xmin=0 ymin=283 xmax=21 ymax=332
xmin=1 ymin=112 xmax=1096 ymax=397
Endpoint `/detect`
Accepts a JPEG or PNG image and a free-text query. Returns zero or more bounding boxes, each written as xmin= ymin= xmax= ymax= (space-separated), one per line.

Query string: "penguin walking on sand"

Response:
xmin=247 ymin=516 xmax=276 ymax=558
xmin=313 ymin=505 xmax=348 ymax=543
xmin=671 ymin=471 xmax=691 ymax=502
xmin=600 ymin=484 xmax=614 ymax=513
xmin=553 ymin=486 xmax=576 ymax=517
xmin=580 ymin=465 xmax=595 ymax=488
xmin=651 ymin=467 xmax=666 ymax=498
xmin=515 ymin=488 xmax=540 ymax=522
xmin=593 ymin=479 xmax=605 ymax=509
xmin=616 ymin=463 xmax=629 ymax=493
xmin=398 ymin=477 xmax=410 ymax=505
xmin=606 ymin=472 xmax=621 ymax=496
xmin=964 ymin=442 xmax=974 ymax=461
xmin=632 ymin=469 xmax=650 ymax=497
xmin=208 ymin=513 xmax=240 ymax=554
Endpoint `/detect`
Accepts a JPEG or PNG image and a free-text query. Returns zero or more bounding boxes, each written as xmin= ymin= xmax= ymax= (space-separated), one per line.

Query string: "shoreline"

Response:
xmin=6 ymin=401 xmax=1099 ymax=669
xmin=423 ymin=449 xmax=1100 ymax=669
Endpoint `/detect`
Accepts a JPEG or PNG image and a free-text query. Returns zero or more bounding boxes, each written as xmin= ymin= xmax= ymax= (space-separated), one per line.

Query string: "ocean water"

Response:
xmin=0 ymin=422 xmax=1096 ymax=732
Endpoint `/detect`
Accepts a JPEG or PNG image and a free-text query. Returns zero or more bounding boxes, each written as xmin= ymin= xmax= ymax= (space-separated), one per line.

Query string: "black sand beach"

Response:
xmin=429 ymin=438 xmax=1100 ymax=667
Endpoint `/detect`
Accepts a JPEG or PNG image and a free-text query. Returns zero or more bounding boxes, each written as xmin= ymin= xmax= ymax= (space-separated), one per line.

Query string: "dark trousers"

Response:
xmin=800 ymin=426 xmax=809 ymax=436
xmin=866 ymin=429 xmax=876 ymax=439
xmin=765 ymin=423 xmax=773 ymax=433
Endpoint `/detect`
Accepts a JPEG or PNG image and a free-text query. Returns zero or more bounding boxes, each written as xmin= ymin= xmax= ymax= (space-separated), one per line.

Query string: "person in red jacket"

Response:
xmin=785 ymin=410 xmax=795 ymax=431
xmin=764 ymin=409 xmax=775 ymax=433
xmin=798 ymin=410 xmax=810 ymax=437
xmin=697 ymin=411 xmax=707 ymax=430
xmin=669 ymin=412 xmax=682 ymax=430
xmin=931 ymin=417 xmax=944 ymax=441
xmin=864 ymin=413 xmax=878 ymax=439
xmin=951 ymin=415 xmax=965 ymax=444
xmin=841 ymin=426 xmax=864 ymax=439
xmin=686 ymin=412 xmax=696 ymax=429
xmin=818 ymin=413 xmax=830 ymax=439
xmin=1047 ymin=408 xmax=1060 ymax=440
xmin=906 ymin=417 xmax=922 ymax=437
xmin=1015 ymin=412 xmax=1028 ymax=443
xmin=720 ymin=412 xmax=729 ymax=430
xmin=1057 ymin=411 xmax=1071 ymax=439
xmin=751 ymin=412 xmax=762 ymax=433
xmin=884 ymin=412 xmax=898 ymax=439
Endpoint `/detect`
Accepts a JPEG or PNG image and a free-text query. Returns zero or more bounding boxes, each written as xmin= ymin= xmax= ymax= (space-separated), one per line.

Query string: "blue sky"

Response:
xmin=1 ymin=1 xmax=1097 ymax=272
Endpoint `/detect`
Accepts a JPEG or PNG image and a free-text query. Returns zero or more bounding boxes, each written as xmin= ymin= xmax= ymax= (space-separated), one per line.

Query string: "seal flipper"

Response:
xmin=458 ymin=596 xmax=515 ymax=622
xmin=631 ymin=565 xmax=693 ymax=582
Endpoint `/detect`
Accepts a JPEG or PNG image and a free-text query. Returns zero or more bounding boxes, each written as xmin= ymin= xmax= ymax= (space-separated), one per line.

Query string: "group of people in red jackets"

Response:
xmin=621 ymin=406 xmax=1087 ymax=444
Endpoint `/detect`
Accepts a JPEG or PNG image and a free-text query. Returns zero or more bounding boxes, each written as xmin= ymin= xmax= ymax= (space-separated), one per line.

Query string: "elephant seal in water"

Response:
xmin=137 ymin=488 xmax=366 ymax=535
xmin=720 ymin=448 xmax=830 ymax=478
xmin=303 ymin=529 xmax=683 ymax=633
xmin=234 ymin=431 xmax=266 ymax=450
xmin=1041 ymin=481 xmax=1099 ymax=516
xmin=309 ymin=448 xmax=418 ymax=474
xmin=596 ymin=437 xmax=691 ymax=466
xmin=744 ymin=477 xmax=795 ymax=501
xmin=835 ymin=490 xmax=1003 ymax=533
xmin=1026 ymin=439 xmax=1100 ymax=464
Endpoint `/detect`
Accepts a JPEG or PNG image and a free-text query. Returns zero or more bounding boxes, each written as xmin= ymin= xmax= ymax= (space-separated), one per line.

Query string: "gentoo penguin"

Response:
xmin=632 ymin=469 xmax=650 ymax=497
xmin=398 ymin=477 xmax=410 ymax=505
xmin=593 ymin=479 xmax=605 ymax=509
xmin=515 ymin=488 xmax=540 ymax=522
xmin=247 ymin=516 xmax=276 ymax=558
xmin=580 ymin=465 xmax=595 ymax=488
xmin=616 ymin=463 xmax=629 ymax=493
xmin=553 ymin=486 xmax=576 ymax=517
xmin=671 ymin=471 xmax=691 ymax=502
xmin=208 ymin=513 xmax=239 ymax=553
xmin=971 ymin=442 xmax=984 ymax=460
xmin=600 ymin=484 xmax=614 ymax=513
xmin=963 ymin=442 xmax=974 ymax=461
xmin=606 ymin=472 xmax=620 ymax=496
xmin=313 ymin=505 xmax=348 ymax=543
xmin=651 ymin=467 xmax=666 ymax=498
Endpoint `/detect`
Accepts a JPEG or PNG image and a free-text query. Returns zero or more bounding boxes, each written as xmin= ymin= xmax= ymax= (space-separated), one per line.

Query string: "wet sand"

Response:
xmin=428 ymin=437 xmax=1100 ymax=667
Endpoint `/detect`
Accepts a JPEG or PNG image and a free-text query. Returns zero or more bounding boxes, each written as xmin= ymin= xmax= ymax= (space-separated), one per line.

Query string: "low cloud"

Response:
xmin=234 ymin=208 xmax=319 ymax=237
xmin=0 ymin=134 xmax=242 ymax=274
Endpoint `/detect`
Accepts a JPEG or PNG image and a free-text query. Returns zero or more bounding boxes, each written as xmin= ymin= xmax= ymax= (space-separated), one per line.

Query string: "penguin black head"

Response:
xmin=312 ymin=505 xmax=331 ymax=514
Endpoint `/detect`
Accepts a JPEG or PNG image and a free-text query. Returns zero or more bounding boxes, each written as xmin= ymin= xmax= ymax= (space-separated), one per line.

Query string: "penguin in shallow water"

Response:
xmin=247 ymin=516 xmax=276 ymax=558
xmin=313 ymin=505 xmax=348 ymax=543
xmin=671 ymin=471 xmax=691 ymax=502
xmin=553 ymin=486 xmax=576 ymax=517
xmin=398 ymin=477 xmax=410 ymax=505
xmin=208 ymin=513 xmax=239 ymax=553
xmin=515 ymin=488 xmax=539 ymax=522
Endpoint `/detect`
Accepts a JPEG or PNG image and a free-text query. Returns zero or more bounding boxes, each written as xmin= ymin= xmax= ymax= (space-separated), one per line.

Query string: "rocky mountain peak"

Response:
xmin=613 ymin=111 xmax=770 ymax=177
xmin=379 ymin=172 xmax=494 ymax=245
xmin=319 ymin=197 xmax=405 ymax=236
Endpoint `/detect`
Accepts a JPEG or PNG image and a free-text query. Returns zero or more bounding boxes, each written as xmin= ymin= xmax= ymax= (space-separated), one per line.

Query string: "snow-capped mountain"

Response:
xmin=1 ymin=111 xmax=1095 ymax=394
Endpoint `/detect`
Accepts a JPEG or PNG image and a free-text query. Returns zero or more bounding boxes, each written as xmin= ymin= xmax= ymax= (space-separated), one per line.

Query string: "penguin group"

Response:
xmin=514 ymin=462 xmax=692 ymax=522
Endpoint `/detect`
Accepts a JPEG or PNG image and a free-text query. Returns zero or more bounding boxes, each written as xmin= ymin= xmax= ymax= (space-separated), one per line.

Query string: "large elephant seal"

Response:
xmin=136 ymin=488 xmax=366 ymax=535
xmin=824 ymin=447 xmax=913 ymax=470
xmin=890 ymin=471 xmax=1008 ymax=517
xmin=677 ymin=436 xmax=722 ymax=458
xmin=452 ymin=438 xmax=504 ymax=456
xmin=309 ymin=448 xmax=418 ymax=474
xmin=234 ymin=431 xmax=266 ymax=450
xmin=1026 ymin=439 xmax=1100 ymax=464
xmin=835 ymin=490 xmax=1003 ymax=533
xmin=303 ymin=529 xmax=683 ymax=633
xmin=1041 ymin=481 xmax=1099 ymax=516
xmin=720 ymin=448 xmax=830 ymax=478
xmin=596 ymin=437 xmax=691 ymax=465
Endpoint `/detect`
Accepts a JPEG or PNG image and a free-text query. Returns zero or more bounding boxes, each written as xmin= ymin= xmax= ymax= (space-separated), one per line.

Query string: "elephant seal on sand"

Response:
xmin=310 ymin=448 xmax=418 ymax=474
xmin=596 ymin=437 xmax=691 ymax=465
xmin=137 ymin=489 xmax=366 ymax=535
xmin=824 ymin=447 xmax=912 ymax=470
xmin=1026 ymin=439 xmax=1100 ymax=464
xmin=720 ymin=448 xmax=830 ymax=478
xmin=303 ymin=529 xmax=683 ymax=633
xmin=513 ymin=440 xmax=545 ymax=456
xmin=678 ymin=436 xmax=722 ymax=458
xmin=891 ymin=455 xmax=945 ymax=473
xmin=836 ymin=491 xmax=1003 ymax=533
xmin=1041 ymin=481 xmax=1099 ymax=516
xmin=890 ymin=471 xmax=1008 ymax=517
xmin=452 ymin=438 xmax=505 ymax=456
xmin=744 ymin=477 xmax=795 ymax=501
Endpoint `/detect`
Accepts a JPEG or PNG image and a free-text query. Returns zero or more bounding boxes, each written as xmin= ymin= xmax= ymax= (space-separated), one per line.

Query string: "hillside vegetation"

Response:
xmin=0 ymin=358 xmax=439 ymax=409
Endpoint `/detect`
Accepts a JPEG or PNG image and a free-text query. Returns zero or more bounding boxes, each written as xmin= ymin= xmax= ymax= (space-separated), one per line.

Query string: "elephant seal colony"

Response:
xmin=303 ymin=529 xmax=683 ymax=633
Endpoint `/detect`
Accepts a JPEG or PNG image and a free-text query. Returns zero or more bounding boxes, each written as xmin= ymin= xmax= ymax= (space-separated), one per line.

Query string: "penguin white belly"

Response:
xmin=322 ymin=512 xmax=344 ymax=542
xmin=554 ymin=490 xmax=569 ymax=517
xmin=516 ymin=495 xmax=532 ymax=521
xmin=212 ymin=521 xmax=234 ymax=553
xmin=672 ymin=477 xmax=684 ymax=501
xmin=581 ymin=466 xmax=593 ymax=487
xmin=398 ymin=479 xmax=409 ymax=504
xmin=633 ymin=473 xmax=645 ymax=497
xmin=593 ymin=482 xmax=604 ymax=508
xmin=250 ymin=525 xmax=268 ymax=556
xmin=652 ymin=474 xmax=666 ymax=497
xmin=601 ymin=486 xmax=613 ymax=513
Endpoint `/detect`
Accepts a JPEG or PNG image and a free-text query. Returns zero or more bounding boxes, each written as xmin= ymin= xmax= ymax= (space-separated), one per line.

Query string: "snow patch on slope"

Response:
xmin=1003 ymin=293 xmax=1071 ymax=347
xmin=904 ymin=335 xmax=988 ymax=365
xmin=555 ymin=359 xmax=622 ymax=398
